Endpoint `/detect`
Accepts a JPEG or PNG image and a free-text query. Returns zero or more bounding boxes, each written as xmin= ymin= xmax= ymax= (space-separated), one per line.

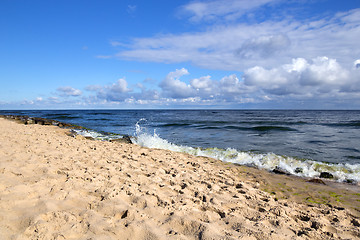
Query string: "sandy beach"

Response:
xmin=0 ymin=117 xmax=359 ymax=240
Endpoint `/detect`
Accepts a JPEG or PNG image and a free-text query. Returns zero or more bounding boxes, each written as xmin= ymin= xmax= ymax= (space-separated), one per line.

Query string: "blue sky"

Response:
xmin=1 ymin=0 xmax=360 ymax=109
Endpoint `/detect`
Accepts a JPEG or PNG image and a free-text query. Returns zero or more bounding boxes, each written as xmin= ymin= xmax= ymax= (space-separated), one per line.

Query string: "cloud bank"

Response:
xmin=22 ymin=56 xmax=356 ymax=109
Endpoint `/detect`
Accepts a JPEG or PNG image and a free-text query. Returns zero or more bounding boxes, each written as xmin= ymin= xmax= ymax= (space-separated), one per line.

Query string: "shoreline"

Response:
xmin=0 ymin=117 xmax=360 ymax=239
xmin=2 ymin=113 xmax=360 ymax=189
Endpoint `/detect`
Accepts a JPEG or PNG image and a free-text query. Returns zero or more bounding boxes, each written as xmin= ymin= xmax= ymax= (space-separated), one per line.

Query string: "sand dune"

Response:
xmin=0 ymin=118 xmax=359 ymax=239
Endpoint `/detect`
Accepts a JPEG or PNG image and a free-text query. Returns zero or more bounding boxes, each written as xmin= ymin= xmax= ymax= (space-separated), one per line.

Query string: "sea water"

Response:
xmin=2 ymin=110 xmax=360 ymax=182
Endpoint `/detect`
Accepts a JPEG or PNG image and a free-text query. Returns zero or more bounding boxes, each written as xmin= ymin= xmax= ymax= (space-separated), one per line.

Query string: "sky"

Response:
xmin=1 ymin=0 xmax=360 ymax=109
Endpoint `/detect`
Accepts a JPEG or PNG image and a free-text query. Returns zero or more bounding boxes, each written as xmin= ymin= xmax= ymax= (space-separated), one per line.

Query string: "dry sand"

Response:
xmin=0 ymin=117 xmax=359 ymax=240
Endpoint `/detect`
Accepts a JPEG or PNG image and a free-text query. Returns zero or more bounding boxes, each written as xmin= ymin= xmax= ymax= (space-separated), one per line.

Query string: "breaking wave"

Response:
xmin=132 ymin=119 xmax=360 ymax=183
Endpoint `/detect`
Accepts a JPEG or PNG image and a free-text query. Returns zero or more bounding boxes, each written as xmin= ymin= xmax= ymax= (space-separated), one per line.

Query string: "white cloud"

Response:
xmin=159 ymin=68 xmax=196 ymax=98
xmin=300 ymin=57 xmax=349 ymax=87
xmin=8 ymin=60 xmax=360 ymax=108
xmin=157 ymin=69 xmax=256 ymax=103
xmin=115 ymin=8 xmax=360 ymax=71
xmin=236 ymin=34 xmax=291 ymax=59
xmin=180 ymin=0 xmax=277 ymax=22
xmin=57 ymin=86 xmax=82 ymax=96
xmin=190 ymin=75 xmax=212 ymax=90
xmin=243 ymin=56 xmax=357 ymax=97
xmin=85 ymin=85 xmax=103 ymax=91
xmin=91 ymin=78 xmax=132 ymax=102
xmin=80 ymin=68 xmax=256 ymax=106
xmin=48 ymin=97 xmax=59 ymax=102
xmin=219 ymin=74 xmax=245 ymax=93
xmin=81 ymin=64 xmax=358 ymax=107
xmin=109 ymin=78 xmax=131 ymax=93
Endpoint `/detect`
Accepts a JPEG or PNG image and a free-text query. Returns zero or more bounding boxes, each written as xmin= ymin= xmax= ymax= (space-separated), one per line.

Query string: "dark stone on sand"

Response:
xmin=311 ymin=221 xmax=321 ymax=230
xmin=258 ymin=207 xmax=266 ymax=212
xmin=110 ymin=135 xmax=133 ymax=144
xmin=299 ymin=215 xmax=310 ymax=222
xmin=272 ymin=167 xmax=288 ymax=175
xmin=123 ymin=135 xmax=132 ymax=144
xmin=121 ymin=210 xmax=129 ymax=219
xmin=307 ymin=178 xmax=326 ymax=185
xmin=319 ymin=172 xmax=334 ymax=179
xmin=33 ymin=117 xmax=53 ymax=125
xmin=217 ymin=211 xmax=226 ymax=218
xmin=297 ymin=230 xmax=307 ymax=237
xmin=345 ymin=179 xmax=356 ymax=184
xmin=351 ymin=219 xmax=360 ymax=227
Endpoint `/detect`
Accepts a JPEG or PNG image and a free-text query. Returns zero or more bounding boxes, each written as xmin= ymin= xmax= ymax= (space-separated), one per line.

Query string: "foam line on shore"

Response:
xmin=132 ymin=119 xmax=360 ymax=183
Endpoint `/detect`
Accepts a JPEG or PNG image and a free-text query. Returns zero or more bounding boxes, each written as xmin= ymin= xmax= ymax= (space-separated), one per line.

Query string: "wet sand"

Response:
xmin=0 ymin=117 xmax=359 ymax=239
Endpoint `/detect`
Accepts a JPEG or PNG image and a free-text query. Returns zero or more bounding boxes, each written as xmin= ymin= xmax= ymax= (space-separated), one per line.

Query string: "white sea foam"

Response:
xmin=73 ymin=129 xmax=121 ymax=141
xmin=132 ymin=119 xmax=360 ymax=183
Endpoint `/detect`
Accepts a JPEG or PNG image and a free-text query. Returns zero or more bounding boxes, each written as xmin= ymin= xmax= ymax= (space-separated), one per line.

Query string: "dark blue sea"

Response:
xmin=2 ymin=110 xmax=360 ymax=182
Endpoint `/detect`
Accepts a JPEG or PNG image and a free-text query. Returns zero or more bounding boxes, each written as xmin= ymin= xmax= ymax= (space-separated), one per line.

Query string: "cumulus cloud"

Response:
xmin=300 ymin=57 xmax=349 ymax=87
xmin=158 ymin=68 xmax=256 ymax=103
xmin=57 ymin=87 xmax=82 ymax=97
xmin=159 ymin=68 xmax=196 ymax=98
xmin=89 ymin=78 xmax=132 ymax=102
xmin=11 ymin=59 xmax=360 ymax=108
xmin=243 ymin=57 xmax=357 ymax=97
xmin=190 ymin=76 xmax=213 ymax=90
xmin=84 ymin=63 xmax=357 ymax=107
xmin=109 ymin=78 xmax=131 ymax=93
xmin=81 ymin=68 xmax=256 ymax=106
